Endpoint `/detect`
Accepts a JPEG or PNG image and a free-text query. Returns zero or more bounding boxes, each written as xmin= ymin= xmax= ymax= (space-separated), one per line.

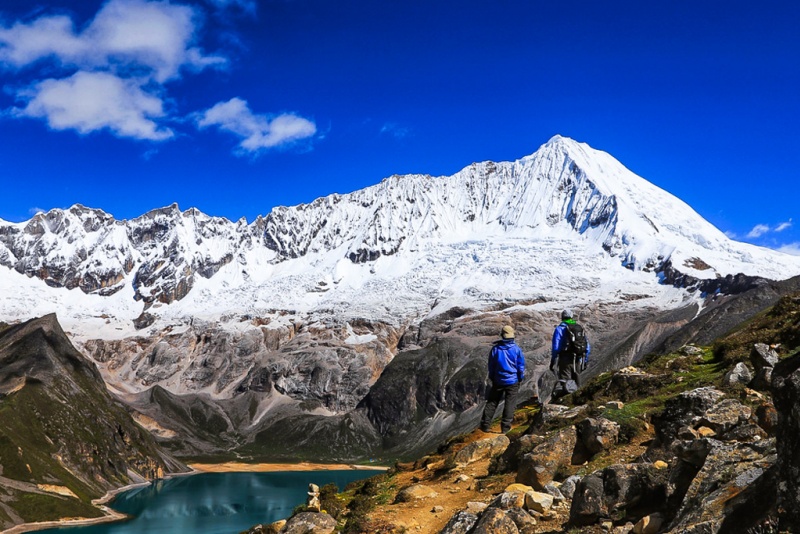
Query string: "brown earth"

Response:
xmin=356 ymin=416 xmax=654 ymax=534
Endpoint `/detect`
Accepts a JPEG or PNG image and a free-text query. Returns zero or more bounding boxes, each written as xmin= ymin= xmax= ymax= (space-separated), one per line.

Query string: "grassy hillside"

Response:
xmin=0 ymin=315 xmax=187 ymax=529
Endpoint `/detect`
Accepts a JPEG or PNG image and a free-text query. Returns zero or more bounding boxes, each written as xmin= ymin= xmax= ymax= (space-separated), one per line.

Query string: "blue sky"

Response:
xmin=0 ymin=0 xmax=798 ymax=253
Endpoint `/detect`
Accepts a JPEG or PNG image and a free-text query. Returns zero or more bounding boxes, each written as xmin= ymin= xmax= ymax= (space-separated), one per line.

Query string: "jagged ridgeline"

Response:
xmin=0 ymin=315 xmax=187 ymax=530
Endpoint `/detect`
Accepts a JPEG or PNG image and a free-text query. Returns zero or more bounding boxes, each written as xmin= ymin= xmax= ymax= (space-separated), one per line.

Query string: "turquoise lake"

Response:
xmin=40 ymin=470 xmax=375 ymax=534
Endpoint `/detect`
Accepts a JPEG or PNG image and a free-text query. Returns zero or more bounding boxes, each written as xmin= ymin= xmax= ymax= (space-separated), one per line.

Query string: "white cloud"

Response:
xmin=0 ymin=0 xmax=229 ymax=141
xmin=380 ymin=122 xmax=412 ymax=140
xmin=777 ymin=243 xmax=800 ymax=256
xmin=746 ymin=219 xmax=794 ymax=239
xmin=28 ymin=207 xmax=45 ymax=216
xmin=1 ymin=0 xmax=317 ymax=153
xmin=0 ymin=0 xmax=225 ymax=82
xmin=0 ymin=15 xmax=84 ymax=66
xmin=197 ymin=97 xmax=316 ymax=153
xmin=746 ymin=224 xmax=770 ymax=239
xmin=16 ymin=71 xmax=173 ymax=141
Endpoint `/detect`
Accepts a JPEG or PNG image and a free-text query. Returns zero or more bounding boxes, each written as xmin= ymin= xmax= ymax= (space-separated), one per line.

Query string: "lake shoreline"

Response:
xmin=1 ymin=462 xmax=384 ymax=534
xmin=188 ymin=461 xmax=389 ymax=473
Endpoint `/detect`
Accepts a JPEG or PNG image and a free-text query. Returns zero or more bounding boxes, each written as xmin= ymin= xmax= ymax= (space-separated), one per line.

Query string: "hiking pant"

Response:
xmin=553 ymin=355 xmax=580 ymax=398
xmin=481 ymin=382 xmax=520 ymax=432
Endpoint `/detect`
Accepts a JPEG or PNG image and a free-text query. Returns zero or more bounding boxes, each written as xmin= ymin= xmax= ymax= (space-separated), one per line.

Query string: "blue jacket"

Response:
xmin=488 ymin=339 xmax=525 ymax=386
xmin=551 ymin=321 xmax=591 ymax=364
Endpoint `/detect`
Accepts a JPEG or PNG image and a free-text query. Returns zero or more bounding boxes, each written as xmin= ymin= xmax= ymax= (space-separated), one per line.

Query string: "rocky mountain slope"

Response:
xmin=2 ymin=136 xmax=800 ymax=461
xmin=0 ymin=315 xmax=187 ymax=531
xmin=249 ymin=290 xmax=800 ymax=534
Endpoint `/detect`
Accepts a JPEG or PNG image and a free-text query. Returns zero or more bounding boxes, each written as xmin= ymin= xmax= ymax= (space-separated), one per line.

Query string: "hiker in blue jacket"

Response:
xmin=480 ymin=325 xmax=526 ymax=433
xmin=550 ymin=309 xmax=590 ymax=401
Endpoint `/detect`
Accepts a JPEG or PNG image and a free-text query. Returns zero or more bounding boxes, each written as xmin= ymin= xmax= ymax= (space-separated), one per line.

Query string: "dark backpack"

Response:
xmin=563 ymin=322 xmax=587 ymax=358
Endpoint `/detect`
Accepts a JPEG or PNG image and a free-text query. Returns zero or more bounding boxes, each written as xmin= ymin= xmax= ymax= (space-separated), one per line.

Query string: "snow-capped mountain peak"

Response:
xmin=2 ymin=136 xmax=798 ymax=340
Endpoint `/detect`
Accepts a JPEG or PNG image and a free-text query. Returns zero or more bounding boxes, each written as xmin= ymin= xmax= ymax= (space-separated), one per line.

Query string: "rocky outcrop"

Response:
xmin=517 ymin=426 xmax=577 ymax=490
xmin=666 ymin=439 xmax=777 ymax=533
xmin=281 ymin=512 xmax=336 ymax=534
xmin=84 ymin=318 xmax=397 ymax=413
xmin=576 ymin=417 xmax=620 ymax=457
xmin=569 ymin=463 xmax=668 ymax=527
xmin=439 ymin=511 xmax=479 ymax=534
xmin=771 ymin=350 xmax=800 ymax=531
xmin=448 ymin=435 xmax=510 ymax=468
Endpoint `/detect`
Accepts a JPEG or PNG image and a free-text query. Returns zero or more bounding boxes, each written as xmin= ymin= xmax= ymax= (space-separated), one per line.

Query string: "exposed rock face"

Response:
xmin=356 ymin=337 xmax=491 ymax=456
xmin=665 ymin=439 xmax=777 ymax=533
xmin=771 ymin=350 xmax=800 ymax=531
xmin=85 ymin=317 xmax=398 ymax=412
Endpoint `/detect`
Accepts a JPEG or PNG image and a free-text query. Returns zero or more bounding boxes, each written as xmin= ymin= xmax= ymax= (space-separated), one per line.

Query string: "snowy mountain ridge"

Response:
xmin=1 ymin=135 xmax=799 ymax=342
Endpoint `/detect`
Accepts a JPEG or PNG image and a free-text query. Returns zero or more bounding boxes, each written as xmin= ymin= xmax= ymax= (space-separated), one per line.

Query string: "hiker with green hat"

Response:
xmin=480 ymin=324 xmax=526 ymax=433
xmin=550 ymin=309 xmax=591 ymax=402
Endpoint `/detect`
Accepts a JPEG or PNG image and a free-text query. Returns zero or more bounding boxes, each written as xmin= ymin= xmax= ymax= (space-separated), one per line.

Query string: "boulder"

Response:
xmin=516 ymin=426 xmax=577 ymax=490
xmin=632 ymin=512 xmax=664 ymax=534
xmin=394 ymin=484 xmax=439 ymax=503
xmin=450 ymin=434 xmax=510 ymax=468
xmin=506 ymin=508 xmax=537 ymax=530
xmin=491 ymin=433 xmax=545 ymax=474
xmin=569 ymin=464 xmax=668 ymax=527
xmin=505 ymin=483 xmax=534 ymax=494
xmin=490 ymin=491 xmax=526 ymax=510
xmin=648 ymin=387 xmax=725 ymax=454
xmin=577 ymin=417 xmax=620 ymax=456
xmin=281 ymin=512 xmax=336 ymax=534
xmin=439 ymin=511 xmax=479 ymax=534
xmin=524 ymin=491 xmax=554 ymax=513
xmin=471 ymin=508 xmax=520 ymax=534
xmin=559 ymin=475 xmax=582 ymax=500
xmin=722 ymin=362 xmax=752 ymax=386
xmin=694 ymin=398 xmax=751 ymax=438
xmin=680 ymin=345 xmax=703 ymax=356
xmin=528 ymin=404 xmax=587 ymax=433
xmin=750 ymin=343 xmax=779 ymax=373
xmin=542 ymin=482 xmax=566 ymax=503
